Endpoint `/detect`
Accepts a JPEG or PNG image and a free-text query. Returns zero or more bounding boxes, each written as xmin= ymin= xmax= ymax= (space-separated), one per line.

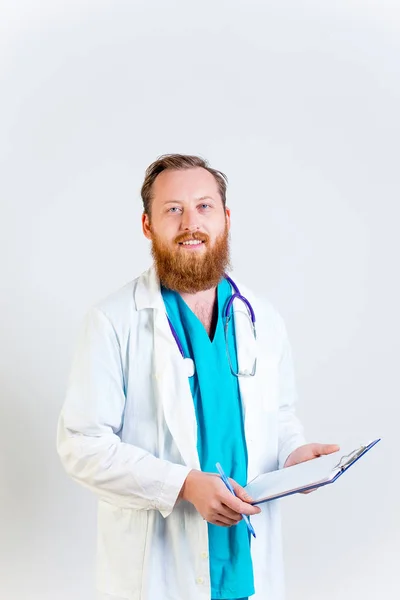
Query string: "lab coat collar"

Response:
xmin=134 ymin=265 xmax=165 ymax=311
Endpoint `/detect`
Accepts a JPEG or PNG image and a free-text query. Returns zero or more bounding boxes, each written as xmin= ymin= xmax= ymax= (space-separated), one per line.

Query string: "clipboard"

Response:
xmin=244 ymin=439 xmax=381 ymax=505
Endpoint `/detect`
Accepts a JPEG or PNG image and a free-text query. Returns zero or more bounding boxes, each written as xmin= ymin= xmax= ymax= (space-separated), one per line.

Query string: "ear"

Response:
xmin=225 ymin=207 xmax=231 ymax=231
xmin=142 ymin=212 xmax=152 ymax=240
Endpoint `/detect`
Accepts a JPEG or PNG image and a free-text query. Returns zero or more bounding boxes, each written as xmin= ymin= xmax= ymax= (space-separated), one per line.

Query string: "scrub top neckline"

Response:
xmin=176 ymin=281 xmax=225 ymax=345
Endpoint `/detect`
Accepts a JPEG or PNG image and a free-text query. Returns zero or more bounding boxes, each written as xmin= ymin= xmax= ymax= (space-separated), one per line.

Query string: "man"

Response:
xmin=57 ymin=154 xmax=338 ymax=600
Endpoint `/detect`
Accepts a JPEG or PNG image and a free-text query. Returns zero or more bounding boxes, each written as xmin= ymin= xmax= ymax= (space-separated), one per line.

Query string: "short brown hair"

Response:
xmin=140 ymin=154 xmax=228 ymax=215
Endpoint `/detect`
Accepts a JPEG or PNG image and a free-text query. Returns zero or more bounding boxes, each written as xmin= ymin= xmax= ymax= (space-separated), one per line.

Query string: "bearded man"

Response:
xmin=57 ymin=154 xmax=338 ymax=600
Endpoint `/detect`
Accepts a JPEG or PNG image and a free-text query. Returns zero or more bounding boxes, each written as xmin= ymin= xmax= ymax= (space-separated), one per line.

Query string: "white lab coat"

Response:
xmin=57 ymin=266 xmax=306 ymax=600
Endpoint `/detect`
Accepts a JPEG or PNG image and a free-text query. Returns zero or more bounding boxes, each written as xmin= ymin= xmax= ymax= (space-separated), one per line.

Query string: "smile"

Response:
xmin=178 ymin=240 xmax=205 ymax=247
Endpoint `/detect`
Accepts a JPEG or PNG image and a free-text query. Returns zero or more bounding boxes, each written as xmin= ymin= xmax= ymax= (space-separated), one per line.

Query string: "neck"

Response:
xmin=179 ymin=285 xmax=217 ymax=306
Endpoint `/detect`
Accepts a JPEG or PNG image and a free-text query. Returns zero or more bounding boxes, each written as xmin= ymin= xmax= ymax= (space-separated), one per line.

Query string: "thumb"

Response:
xmin=230 ymin=479 xmax=254 ymax=504
xmin=228 ymin=479 xmax=262 ymax=516
xmin=314 ymin=443 xmax=340 ymax=456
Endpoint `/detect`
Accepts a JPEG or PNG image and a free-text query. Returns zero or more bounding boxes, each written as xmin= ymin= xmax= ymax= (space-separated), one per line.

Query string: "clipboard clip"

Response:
xmin=333 ymin=441 xmax=374 ymax=471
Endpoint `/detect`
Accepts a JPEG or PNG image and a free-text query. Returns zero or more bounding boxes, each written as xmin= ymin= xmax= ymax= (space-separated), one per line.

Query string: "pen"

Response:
xmin=215 ymin=462 xmax=256 ymax=539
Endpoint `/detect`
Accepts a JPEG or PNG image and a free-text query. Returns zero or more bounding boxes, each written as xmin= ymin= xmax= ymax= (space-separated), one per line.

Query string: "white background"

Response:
xmin=1 ymin=1 xmax=399 ymax=599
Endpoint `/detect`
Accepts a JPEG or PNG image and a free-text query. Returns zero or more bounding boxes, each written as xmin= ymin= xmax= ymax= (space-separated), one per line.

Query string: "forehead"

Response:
xmin=151 ymin=167 xmax=221 ymax=203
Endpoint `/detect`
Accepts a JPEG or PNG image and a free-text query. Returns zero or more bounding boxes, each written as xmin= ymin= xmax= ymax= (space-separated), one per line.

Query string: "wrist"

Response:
xmin=180 ymin=469 xmax=198 ymax=502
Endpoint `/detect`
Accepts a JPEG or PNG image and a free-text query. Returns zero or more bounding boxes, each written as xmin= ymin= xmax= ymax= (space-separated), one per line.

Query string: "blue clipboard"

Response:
xmin=245 ymin=438 xmax=381 ymax=505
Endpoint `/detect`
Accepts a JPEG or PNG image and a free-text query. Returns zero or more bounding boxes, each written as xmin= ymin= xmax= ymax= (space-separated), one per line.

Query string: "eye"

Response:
xmin=199 ymin=203 xmax=211 ymax=210
xmin=168 ymin=206 xmax=182 ymax=213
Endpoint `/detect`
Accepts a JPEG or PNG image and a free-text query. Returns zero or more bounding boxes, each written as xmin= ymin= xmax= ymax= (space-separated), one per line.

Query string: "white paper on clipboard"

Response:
xmin=244 ymin=439 xmax=381 ymax=505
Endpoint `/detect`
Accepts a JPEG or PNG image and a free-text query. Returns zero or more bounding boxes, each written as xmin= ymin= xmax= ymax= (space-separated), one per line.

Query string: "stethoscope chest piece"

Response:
xmin=183 ymin=358 xmax=195 ymax=377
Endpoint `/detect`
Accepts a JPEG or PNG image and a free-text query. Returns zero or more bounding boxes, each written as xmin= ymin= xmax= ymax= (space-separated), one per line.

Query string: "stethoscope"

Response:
xmin=166 ymin=275 xmax=257 ymax=378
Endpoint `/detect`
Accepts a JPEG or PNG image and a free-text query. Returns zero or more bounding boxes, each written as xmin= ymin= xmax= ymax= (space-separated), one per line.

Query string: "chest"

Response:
xmin=184 ymin=298 xmax=217 ymax=337
xmin=121 ymin=305 xmax=281 ymax=478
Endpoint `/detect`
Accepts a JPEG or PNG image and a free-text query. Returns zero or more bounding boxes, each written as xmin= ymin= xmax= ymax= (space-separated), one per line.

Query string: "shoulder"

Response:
xmin=95 ymin=279 xmax=136 ymax=317
xmin=85 ymin=271 xmax=147 ymax=336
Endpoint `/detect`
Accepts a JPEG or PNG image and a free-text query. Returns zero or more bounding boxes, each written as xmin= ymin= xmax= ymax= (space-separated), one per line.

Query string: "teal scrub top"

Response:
xmin=162 ymin=278 xmax=254 ymax=600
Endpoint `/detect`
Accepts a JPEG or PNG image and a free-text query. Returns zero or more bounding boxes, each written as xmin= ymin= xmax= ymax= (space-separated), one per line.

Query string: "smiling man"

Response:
xmin=57 ymin=154 xmax=338 ymax=600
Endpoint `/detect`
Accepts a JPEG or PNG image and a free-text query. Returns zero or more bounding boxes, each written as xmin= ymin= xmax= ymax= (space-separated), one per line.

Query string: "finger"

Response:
xmin=323 ymin=444 xmax=340 ymax=454
xmin=241 ymin=502 xmax=261 ymax=516
xmin=219 ymin=504 xmax=243 ymax=521
xmin=214 ymin=520 xmax=232 ymax=527
xmin=223 ymin=494 xmax=261 ymax=516
xmin=215 ymin=514 xmax=241 ymax=526
xmin=301 ymin=487 xmax=319 ymax=494
xmin=229 ymin=479 xmax=254 ymax=504
xmin=313 ymin=443 xmax=340 ymax=456
xmin=222 ymin=479 xmax=261 ymax=515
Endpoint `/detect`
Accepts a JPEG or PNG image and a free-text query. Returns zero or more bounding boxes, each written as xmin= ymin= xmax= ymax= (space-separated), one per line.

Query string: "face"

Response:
xmin=142 ymin=167 xmax=231 ymax=293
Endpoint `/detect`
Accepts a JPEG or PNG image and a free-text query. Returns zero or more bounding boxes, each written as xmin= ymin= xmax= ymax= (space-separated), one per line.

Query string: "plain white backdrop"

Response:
xmin=1 ymin=1 xmax=399 ymax=598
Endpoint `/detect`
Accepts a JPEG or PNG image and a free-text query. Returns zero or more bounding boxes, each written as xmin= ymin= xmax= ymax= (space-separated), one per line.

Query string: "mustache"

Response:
xmin=174 ymin=232 xmax=209 ymax=244
xmin=151 ymin=227 xmax=231 ymax=293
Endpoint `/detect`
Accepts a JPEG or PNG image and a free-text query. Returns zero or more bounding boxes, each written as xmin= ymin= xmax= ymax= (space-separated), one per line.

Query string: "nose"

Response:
xmin=180 ymin=207 xmax=200 ymax=232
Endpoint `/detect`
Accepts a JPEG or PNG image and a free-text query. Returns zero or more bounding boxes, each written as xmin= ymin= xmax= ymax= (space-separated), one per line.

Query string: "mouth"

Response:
xmin=178 ymin=239 xmax=206 ymax=249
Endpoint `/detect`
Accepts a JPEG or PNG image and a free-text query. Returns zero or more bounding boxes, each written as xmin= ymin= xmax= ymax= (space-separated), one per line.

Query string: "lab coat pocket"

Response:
xmin=97 ymin=500 xmax=148 ymax=599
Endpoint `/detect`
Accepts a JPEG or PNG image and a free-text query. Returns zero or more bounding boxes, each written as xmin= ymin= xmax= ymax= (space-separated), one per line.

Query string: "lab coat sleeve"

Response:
xmin=276 ymin=316 xmax=307 ymax=469
xmin=57 ymin=307 xmax=191 ymax=516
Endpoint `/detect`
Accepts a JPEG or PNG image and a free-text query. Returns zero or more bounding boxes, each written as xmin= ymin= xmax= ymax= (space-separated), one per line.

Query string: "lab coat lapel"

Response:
xmin=153 ymin=309 xmax=200 ymax=469
xmin=135 ymin=267 xmax=200 ymax=470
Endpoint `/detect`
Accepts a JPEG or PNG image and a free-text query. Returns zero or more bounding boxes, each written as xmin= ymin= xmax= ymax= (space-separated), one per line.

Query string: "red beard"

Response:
xmin=150 ymin=226 xmax=231 ymax=293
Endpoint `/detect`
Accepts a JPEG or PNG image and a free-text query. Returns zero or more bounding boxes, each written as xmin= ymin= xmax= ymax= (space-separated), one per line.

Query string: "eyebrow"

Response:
xmin=164 ymin=196 xmax=215 ymax=204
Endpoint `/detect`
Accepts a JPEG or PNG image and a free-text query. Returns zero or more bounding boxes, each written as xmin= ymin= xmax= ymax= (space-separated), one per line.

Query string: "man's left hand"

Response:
xmin=284 ymin=443 xmax=340 ymax=493
xmin=284 ymin=443 xmax=340 ymax=468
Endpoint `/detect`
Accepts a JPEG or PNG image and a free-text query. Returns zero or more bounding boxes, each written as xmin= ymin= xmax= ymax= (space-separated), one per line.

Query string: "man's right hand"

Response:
xmin=179 ymin=470 xmax=261 ymax=526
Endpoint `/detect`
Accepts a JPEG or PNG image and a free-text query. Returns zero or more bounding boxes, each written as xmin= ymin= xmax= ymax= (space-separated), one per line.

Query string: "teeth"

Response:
xmin=182 ymin=240 xmax=202 ymax=245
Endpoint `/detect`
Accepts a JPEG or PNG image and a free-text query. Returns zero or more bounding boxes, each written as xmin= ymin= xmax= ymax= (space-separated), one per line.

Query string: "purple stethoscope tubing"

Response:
xmin=224 ymin=275 xmax=256 ymax=324
xmin=166 ymin=275 xmax=256 ymax=359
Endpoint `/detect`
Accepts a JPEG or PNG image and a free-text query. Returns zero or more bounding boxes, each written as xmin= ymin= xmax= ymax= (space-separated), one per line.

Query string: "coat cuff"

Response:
xmin=157 ymin=463 xmax=192 ymax=518
xmin=278 ymin=436 xmax=307 ymax=470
